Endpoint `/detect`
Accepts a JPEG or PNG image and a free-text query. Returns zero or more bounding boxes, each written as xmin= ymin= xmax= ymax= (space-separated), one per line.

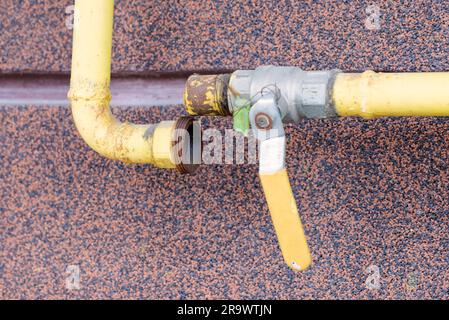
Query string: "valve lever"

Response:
xmin=260 ymin=168 xmax=312 ymax=271
xmin=250 ymin=92 xmax=312 ymax=271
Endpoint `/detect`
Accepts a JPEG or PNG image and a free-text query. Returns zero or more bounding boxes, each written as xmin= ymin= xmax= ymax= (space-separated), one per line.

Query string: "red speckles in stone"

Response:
xmin=1 ymin=0 xmax=449 ymax=299
xmin=0 ymin=1 xmax=448 ymax=73
xmin=1 ymin=106 xmax=449 ymax=298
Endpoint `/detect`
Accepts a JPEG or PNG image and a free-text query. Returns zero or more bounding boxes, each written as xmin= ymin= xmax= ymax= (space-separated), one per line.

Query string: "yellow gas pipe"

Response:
xmin=333 ymin=71 xmax=449 ymax=118
xmin=68 ymin=0 xmax=196 ymax=171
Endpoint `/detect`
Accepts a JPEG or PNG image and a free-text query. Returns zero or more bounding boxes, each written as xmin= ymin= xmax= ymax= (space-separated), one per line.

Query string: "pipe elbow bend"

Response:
xmin=69 ymin=85 xmax=200 ymax=173
xmin=69 ymin=0 xmax=200 ymax=173
xmin=69 ymin=87 xmax=154 ymax=164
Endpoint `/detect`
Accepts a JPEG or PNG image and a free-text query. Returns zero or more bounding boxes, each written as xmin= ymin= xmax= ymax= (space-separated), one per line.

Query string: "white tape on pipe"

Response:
xmin=259 ymin=136 xmax=286 ymax=174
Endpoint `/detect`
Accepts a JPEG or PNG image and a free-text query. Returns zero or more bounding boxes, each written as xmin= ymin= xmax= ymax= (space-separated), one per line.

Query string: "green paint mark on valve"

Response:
xmin=233 ymin=97 xmax=251 ymax=136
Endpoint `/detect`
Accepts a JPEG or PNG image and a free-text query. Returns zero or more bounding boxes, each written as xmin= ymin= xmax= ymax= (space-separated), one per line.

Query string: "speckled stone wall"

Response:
xmin=2 ymin=106 xmax=449 ymax=299
xmin=0 ymin=0 xmax=448 ymax=73
xmin=1 ymin=0 xmax=449 ymax=299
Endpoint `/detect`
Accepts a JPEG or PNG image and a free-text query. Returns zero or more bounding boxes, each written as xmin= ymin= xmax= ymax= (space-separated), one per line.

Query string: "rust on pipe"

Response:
xmin=183 ymin=74 xmax=231 ymax=116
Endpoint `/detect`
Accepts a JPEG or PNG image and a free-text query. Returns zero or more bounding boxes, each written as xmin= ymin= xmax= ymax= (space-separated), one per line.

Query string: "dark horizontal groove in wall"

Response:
xmin=0 ymin=68 xmax=233 ymax=78
xmin=0 ymin=69 xmax=232 ymax=107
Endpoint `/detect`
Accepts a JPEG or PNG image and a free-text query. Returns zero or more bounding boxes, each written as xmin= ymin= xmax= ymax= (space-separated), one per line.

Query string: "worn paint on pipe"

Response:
xmin=333 ymin=71 xmax=449 ymax=118
xmin=68 ymin=0 xmax=154 ymax=163
xmin=184 ymin=74 xmax=231 ymax=116
xmin=68 ymin=0 xmax=190 ymax=167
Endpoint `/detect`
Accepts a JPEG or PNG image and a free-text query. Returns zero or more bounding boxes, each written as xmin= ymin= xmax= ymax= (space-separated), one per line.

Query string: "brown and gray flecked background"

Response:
xmin=1 ymin=0 xmax=449 ymax=299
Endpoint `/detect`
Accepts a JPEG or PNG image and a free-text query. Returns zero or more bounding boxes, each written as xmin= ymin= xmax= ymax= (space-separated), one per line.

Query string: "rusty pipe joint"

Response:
xmin=183 ymin=74 xmax=231 ymax=116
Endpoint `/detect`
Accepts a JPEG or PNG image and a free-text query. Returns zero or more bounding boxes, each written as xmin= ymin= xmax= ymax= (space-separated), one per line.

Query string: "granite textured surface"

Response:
xmin=1 ymin=106 xmax=449 ymax=299
xmin=1 ymin=0 xmax=449 ymax=300
xmin=0 ymin=0 xmax=448 ymax=73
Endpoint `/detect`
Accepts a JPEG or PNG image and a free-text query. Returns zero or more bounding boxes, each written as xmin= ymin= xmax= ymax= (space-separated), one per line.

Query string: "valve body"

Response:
xmin=184 ymin=66 xmax=449 ymax=120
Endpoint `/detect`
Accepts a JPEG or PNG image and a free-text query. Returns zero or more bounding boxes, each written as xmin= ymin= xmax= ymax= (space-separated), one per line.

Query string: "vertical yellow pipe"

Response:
xmin=333 ymin=71 xmax=449 ymax=118
xmin=70 ymin=0 xmax=113 ymax=93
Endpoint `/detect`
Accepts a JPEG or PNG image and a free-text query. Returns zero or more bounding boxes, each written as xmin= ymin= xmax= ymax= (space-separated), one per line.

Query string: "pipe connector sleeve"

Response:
xmin=152 ymin=117 xmax=201 ymax=173
xmin=184 ymin=74 xmax=231 ymax=116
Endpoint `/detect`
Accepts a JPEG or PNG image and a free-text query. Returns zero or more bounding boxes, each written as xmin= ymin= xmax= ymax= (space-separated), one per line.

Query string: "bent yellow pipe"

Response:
xmin=68 ymin=0 xmax=188 ymax=168
xmin=333 ymin=71 xmax=449 ymax=118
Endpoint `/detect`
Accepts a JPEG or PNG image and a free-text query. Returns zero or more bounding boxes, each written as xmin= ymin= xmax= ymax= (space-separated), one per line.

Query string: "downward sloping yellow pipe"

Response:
xmin=68 ymin=0 xmax=177 ymax=166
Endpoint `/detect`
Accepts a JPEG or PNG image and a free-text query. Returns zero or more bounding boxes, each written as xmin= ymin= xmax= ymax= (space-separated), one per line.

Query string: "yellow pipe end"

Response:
xmin=333 ymin=71 xmax=449 ymax=118
xmin=152 ymin=121 xmax=177 ymax=169
xmin=153 ymin=117 xmax=202 ymax=173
